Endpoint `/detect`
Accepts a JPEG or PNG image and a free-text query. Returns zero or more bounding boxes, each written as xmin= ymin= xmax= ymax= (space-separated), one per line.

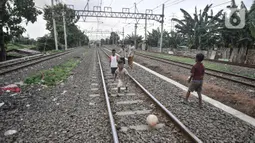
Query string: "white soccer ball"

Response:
xmin=146 ymin=114 xmax=158 ymax=127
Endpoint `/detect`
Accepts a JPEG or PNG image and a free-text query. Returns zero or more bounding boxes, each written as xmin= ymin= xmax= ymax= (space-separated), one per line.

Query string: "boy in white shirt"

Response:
xmin=109 ymin=49 xmax=118 ymax=76
xmin=114 ymin=60 xmax=129 ymax=94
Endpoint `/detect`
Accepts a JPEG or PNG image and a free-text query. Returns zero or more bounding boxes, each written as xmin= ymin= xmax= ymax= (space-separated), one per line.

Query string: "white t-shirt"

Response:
xmin=110 ymin=55 xmax=118 ymax=68
xmin=128 ymin=45 xmax=135 ymax=57
xmin=118 ymin=48 xmax=126 ymax=57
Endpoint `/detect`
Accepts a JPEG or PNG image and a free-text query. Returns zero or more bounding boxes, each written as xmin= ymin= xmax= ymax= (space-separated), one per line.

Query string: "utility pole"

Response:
xmin=134 ymin=23 xmax=137 ymax=49
xmin=134 ymin=2 xmax=137 ymax=49
xmin=51 ymin=0 xmax=58 ymax=50
xmin=62 ymin=11 xmax=67 ymax=50
xmin=144 ymin=14 xmax=147 ymax=49
xmin=122 ymin=27 xmax=124 ymax=45
xmin=159 ymin=4 xmax=164 ymax=53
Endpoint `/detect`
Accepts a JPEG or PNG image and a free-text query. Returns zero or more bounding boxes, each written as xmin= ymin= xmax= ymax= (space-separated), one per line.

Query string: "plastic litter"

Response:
xmin=61 ymin=90 xmax=67 ymax=95
xmin=0 ymin=84 xmax=21 ymax=94
xmin=0 ymin=102 xmax=4 ymax=107
xmin=4 ymin=130 xmax=17 ymax=136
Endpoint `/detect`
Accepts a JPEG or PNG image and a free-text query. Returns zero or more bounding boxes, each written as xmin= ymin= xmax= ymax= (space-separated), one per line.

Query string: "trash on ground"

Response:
xmin=61 ymin=90 xmax=67 ymax=95
xmin=0 ymin=102 xmax=4 ymax=107
xmin=26 ymin=104 xmax=30 ymax=107
xmin=4 ymin=130 xmax=17 ymax=136
xmin=53 ymin=98 xmax=57 ymax=101
xmin=14 ymin=81 xmax=24 ymax=86
xmin=0 ymin=84 xmax=21 ymax=94
xmin=10 ymin=93 xmax=18 ymax=97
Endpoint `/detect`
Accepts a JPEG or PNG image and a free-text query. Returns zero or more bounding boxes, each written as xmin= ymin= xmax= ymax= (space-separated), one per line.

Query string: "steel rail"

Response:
xmin=0 ymin=51 xmax=71 ymax=75
xmin=0 ymin=50 xmax=72 ymax=69
xmin=136 ymin=53 xmax=255 ymax=88
xmin=96 ymin=50 xmax=119 ymax=143
xmin=0 ymin=54 xmax=43 ymax=66
xmin=101 ymin=48 xmax=203 ymax=143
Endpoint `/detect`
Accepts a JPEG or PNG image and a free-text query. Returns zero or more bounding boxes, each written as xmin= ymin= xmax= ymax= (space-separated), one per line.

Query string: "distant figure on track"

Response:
xmin=118 ymin=45 xmax=126 ymax=65
xmin=127 ymin=42 xmax=135 ymax=69
xmin=114 ymin=60 xmax=129 ymax=94
xmin=186 ymin=53 xmax=205 ymax=108
xmin=109 ymin=49 xmax=118 ymax=76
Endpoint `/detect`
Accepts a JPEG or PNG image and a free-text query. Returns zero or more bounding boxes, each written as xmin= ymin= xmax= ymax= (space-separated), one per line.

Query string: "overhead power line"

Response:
xmin=152 ymin=0 xmax=173 ymax=10
xmin=211 ymin=1 xmax=231 ymax=8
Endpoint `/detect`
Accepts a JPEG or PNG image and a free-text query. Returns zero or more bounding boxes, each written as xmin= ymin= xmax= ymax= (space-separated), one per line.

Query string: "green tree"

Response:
xmin=110 ymin=32 xmax=120 ymax=44
xmin=147 ymin=28 xmax=170 ymax=48
xmin=0 ymin=0 xmax=41 ymax=61
xmin=172 ymin=4 xmax=223 ymax=50
xmin=44 ymin=3 xmax=83 ymax=49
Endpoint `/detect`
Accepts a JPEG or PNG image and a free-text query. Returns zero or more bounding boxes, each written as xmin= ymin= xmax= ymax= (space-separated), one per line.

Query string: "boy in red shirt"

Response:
xmin=186 ymin=53 xmax=205 ymax=108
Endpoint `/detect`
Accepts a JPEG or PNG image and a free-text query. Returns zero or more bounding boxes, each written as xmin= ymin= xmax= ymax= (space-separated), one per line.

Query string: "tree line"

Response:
xmin=0 ymin=1 xmax=89 ymax=61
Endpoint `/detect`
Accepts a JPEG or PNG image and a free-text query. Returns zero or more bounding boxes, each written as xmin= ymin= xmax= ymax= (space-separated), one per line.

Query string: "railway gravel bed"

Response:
xmin=99 ymin=50 xmax=193 ymax=143
xmin=0 ymin=48 xmax=112 ymax=142
xmin=0 ymin=48 xmax=77 ymax=86
xmin=103 ymin=47 xmax=255 ymax=142
xmin=134 ymin=55 xmax=255 ymax=118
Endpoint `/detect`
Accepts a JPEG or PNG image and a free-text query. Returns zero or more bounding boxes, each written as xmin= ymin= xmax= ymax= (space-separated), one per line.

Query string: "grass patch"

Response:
xmin=7 ymin=43 xmax=36 ymax=51
xmin=139 ymin=51 xmax=255 ymax=78
xmin=24 ymin=59 xmax=80 ymax=86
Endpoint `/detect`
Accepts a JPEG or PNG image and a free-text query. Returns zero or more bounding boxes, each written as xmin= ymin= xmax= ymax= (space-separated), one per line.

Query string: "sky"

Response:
xmin=22 ymin=0 xmax=253 ymax=40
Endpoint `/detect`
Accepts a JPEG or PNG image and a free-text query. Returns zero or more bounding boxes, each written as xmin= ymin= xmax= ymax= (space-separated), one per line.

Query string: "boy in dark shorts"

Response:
xmin=109 ymin=49 xmax=118 ymax=76
xmin=186 ymin=53 xmax=205 ymax=108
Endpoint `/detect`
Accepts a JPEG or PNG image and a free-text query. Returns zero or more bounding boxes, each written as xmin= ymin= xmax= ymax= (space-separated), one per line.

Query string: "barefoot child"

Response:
xmin=109 ymin=49 xmax=118 ymax=76
xmin=186 ymin=53 xmax=205 ymax=108
xmin=127 ymin=42 xmax=135 ymax=69
xmin=114 ymin=60 xmax=129 ymax=94
xmin=118 ymin=45 xmax=126 ymax=65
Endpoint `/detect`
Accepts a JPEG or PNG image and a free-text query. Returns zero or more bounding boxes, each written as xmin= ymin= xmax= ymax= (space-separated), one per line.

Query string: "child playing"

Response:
xmin=186 ymin=53 xmax=205 ymax=108
xmin=109 ymin=49 xmax=118 ymax=76
xmin=118 ymin=45 xmax=126 ymax=65
xmin=114 ymin=60 xmax=129 ymax=94
xmin=127 ymin=42 xmax=135 ymax=69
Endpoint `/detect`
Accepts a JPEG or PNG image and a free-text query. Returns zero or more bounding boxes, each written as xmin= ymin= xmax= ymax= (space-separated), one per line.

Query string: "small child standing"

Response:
xmin=118 ymin=45 xmax=126 ymax=65
xmin=186 ymin=53 xmax=205 ymax=108
xmin=114 ymin=60 xmax=129 ymax=94
xmin=109 ymin=49 xmax=118 ymax=76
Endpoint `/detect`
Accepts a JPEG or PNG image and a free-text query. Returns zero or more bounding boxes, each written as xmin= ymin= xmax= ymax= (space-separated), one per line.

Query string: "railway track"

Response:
xmin=0 ymin=50 xmax=72 ymax=75
xmin=0 ymin=54 xmax=43 ymax=67
xmin=98 ymin=49 xmax=202 ymax=143
xmin=135 ymin=52 xmax=255 ymax=88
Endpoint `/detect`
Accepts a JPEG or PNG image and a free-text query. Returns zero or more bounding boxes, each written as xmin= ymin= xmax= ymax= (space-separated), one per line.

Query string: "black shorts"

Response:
xmin=111 ymin=67 xmax=117 ymax=75
xmin=120 ymin=57 xmax=125 ymax=64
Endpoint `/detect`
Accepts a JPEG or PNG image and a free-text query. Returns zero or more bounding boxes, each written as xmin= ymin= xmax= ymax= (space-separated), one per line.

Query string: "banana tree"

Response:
xmin=172 ymin=4 xmax=224 ymax=50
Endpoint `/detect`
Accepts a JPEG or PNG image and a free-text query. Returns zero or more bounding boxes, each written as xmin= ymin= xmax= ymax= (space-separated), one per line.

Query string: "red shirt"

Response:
xmin=191 ymin=62 xmax=205 ymax=80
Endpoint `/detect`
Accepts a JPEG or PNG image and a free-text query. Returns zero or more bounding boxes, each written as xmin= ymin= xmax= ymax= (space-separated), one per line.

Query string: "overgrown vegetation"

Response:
xmin=7 ymin=43 xmax=36 ymax=51
xmin=24 ymin=59 xmax=80 ymax=86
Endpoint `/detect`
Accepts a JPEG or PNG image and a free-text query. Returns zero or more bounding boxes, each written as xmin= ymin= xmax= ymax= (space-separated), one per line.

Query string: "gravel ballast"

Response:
xmin=103 ymin=47 xmax=255 ymax=142
xmin=0 ymin=48 xmax=112 ymax=142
